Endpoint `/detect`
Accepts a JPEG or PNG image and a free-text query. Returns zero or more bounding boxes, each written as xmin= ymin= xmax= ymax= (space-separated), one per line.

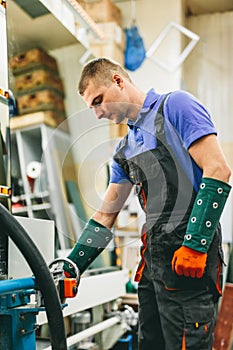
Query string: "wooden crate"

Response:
xmin=17 ymin=89 xmax=65 ymax=116
xmin=9 ymin=48 xmax=58 ymax=75
xmin=82 ymin=0 xmax=122 ymax=26
xmin=14 ymin=68 xmax=64 ymax=96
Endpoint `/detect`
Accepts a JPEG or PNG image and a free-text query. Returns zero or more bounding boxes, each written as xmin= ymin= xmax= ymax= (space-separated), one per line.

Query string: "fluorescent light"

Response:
xmin=65 ymin=0 xmax=104 ymax=40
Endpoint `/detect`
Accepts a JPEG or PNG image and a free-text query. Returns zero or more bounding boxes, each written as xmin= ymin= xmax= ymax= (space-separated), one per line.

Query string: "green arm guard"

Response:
xmin=183 ymin=177 xmax=231 ymax=253
xmin=64 ymin=219 xmax=113 ymax=276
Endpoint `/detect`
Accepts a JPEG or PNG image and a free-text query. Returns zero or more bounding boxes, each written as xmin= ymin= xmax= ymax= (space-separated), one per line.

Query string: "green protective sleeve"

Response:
xmin=64 ymin=219 xmax=113 ymax=276
xmin=183 ymin=177 xmax=231 ymax=253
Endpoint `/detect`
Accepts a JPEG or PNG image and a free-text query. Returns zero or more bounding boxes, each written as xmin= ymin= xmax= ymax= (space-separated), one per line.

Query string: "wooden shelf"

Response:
xmin=10 ymin=111 xmax=69 ymax=132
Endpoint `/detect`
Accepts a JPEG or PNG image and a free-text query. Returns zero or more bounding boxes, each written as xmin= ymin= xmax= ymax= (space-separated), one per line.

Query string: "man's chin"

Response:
xmin=109 ymin=118 xmax=120 ymax=125
xmin=111 ymin=117 xmax=127 ymax=125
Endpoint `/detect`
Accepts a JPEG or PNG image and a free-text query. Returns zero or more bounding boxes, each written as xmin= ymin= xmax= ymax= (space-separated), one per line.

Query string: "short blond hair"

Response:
xmin=78 ymin=57 xmax=132 ymax=95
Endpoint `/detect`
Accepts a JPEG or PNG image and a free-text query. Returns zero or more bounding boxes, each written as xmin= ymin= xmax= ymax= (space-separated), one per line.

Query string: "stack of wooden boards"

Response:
xmin=79 ymin=0 xmax=125 ymax=65
xmin=9 ymin=48 xmax=66 ymax=128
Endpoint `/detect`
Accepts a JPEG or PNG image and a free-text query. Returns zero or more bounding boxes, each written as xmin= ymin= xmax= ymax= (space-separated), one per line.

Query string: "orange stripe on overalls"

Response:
xmin=215 ymin=257 xmax=223 ymax=296
xmin=135 ymin=230 xmax=147 ymax=282
xmin=182 ymin=329 xmax=186 ymax=350
xmin=135 ymin=186 xmax=147 ymax=282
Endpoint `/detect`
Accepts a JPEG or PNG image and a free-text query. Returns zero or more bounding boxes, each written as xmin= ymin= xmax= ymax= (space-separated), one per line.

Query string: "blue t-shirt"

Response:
xmin=110 ymin=89 xmax=217 ymax=192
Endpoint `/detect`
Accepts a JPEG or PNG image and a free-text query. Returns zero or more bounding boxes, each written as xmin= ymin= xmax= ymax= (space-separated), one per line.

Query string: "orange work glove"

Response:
xmin=172 ymin=246 xmax=207 ymax=278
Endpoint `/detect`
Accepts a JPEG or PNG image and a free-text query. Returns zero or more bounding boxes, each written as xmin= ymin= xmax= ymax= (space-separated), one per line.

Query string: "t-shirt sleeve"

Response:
xmin=109 ymin=158 xmax=131 ymax=183
xmin=165 ymin=91 xmax=217 ymax=149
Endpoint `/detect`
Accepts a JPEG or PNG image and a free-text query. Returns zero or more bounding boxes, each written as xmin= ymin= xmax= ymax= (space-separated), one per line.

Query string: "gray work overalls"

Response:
xmin=114 ymin=95 xmax=223 ymax=350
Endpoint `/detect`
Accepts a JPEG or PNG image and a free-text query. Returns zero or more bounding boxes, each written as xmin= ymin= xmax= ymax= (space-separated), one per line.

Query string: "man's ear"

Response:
xmin=112 ymin=74 xmax=123 ymax=87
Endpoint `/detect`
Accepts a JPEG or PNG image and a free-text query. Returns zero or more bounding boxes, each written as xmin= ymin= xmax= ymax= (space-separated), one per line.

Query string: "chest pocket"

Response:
xmin=127 ymin=150 xmax=162 ymax=184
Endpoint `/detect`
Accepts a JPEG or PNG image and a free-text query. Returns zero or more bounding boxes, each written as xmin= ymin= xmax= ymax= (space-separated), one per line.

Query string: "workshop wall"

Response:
xmin=183 ymin=10 xmax=233 ymax=182
xmin=183 ymin=11 xmax=233 ymax=145
xmin=183 ymin=10 xmax=233 ymax=244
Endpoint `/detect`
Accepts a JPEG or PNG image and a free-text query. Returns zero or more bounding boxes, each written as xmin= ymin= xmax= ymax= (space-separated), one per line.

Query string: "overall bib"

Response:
xmin=114 ymin=95 xmax=223 ymax=350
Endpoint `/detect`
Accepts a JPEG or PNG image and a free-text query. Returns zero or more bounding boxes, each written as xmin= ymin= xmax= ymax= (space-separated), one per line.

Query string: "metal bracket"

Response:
xmin=146 ymin=21 xmax=200 ymax=72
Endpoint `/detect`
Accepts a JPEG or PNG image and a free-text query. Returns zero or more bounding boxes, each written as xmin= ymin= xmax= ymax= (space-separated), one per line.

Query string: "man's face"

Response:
xmin=82 ymin=77 xmax=129 ymax=124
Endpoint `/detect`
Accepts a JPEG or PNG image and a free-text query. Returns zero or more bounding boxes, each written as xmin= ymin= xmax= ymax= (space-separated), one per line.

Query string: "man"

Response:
xmin=64 ymin=58 xmax=231 ymax=350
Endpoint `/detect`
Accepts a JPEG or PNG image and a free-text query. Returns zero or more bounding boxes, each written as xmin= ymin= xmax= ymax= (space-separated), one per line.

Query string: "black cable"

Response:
xmin=0 ymin=203 xmax=67 ymax=350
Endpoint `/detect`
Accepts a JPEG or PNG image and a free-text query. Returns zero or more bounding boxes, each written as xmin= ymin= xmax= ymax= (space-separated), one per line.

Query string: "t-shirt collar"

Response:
xmin=127 ymin=88 xmax=160 ymax=127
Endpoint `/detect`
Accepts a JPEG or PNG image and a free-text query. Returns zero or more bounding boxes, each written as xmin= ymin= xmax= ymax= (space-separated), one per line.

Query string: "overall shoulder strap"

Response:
xmin=155 ymin=93 xmax=171 ymax=144
xmin=113 ymin=134 xmax=129 ymax=173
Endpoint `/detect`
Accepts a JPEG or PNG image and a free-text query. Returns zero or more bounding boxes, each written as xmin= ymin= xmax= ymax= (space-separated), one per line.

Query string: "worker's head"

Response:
xmin=78 ymin=57 xmax=132 ymax=96
xmin=78 ymin=57 xmax=144 ymax=124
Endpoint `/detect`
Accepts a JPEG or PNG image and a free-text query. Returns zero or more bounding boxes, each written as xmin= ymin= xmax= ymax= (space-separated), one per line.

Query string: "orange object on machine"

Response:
xmin=49 ymin=258 xmax=80 ymax=301
xmin=59 ymin=277 xmax=78 ymax=299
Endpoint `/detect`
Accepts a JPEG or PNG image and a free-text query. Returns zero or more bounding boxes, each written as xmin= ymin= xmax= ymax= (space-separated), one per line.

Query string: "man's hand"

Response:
xmin=172 ymin=246 xmax=207 ymax=278
xmin=63 ymin=264 xmax=75 ymax=278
